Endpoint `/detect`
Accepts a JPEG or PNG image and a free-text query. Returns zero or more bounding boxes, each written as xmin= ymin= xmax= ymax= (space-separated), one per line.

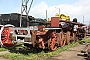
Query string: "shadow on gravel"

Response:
xmin=84 ymin=58 xmax=88 ymax=60
xmin=77 ymin=53 xmax=87 ymax=57
xmin=77 ymin=53 xmax=89 ymax=60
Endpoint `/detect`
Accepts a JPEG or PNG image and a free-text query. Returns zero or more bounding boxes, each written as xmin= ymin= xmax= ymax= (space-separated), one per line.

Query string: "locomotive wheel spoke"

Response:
xmin=62 ymin=38 xmax=66 ymax=47
xmin=66 ymin=31 xmax=71 ymax=45
xmin=50 ymin=42 xmax=57 ymax=51
xmin=73 ymin=33 xmax=78 ymax=42
xmin=60 ymin=32 xmax=63 ymax=46
xmin=60 ymin=32 xmax=66 ymax=47
xmin=49 ymin=32 xmax=58 ymax=51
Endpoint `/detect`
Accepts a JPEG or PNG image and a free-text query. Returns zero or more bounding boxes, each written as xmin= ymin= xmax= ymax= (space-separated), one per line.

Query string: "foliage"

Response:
xmin=79 ymin=38 xmax=90 ymax=44
xmin=0 ymin=42 xmax=78 ymax=60
xmin=0 ymin=47 xmax=7 ymax=52
xmin=0 ymin=37 xmax=90 ymax=60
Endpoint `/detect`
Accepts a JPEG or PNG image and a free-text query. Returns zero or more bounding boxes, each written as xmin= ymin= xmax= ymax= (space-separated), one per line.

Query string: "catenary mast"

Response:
xmin=20 ymin=0 xmax=33 ymax=27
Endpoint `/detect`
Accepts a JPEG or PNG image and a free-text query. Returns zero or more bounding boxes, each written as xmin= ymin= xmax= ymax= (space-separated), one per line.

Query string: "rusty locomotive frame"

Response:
xmin=0 ymin=13 xmax=86 ymax=51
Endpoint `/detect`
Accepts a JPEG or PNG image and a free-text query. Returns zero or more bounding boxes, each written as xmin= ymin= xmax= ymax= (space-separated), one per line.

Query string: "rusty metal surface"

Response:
xmin=59 ymin=32 xmax=66 ymax=47
xmin=51 ymin=17 xmax=60 ymax=27
xmin=49 ymin=32 xmax=58 ymax=50
xmin=1 ymin=27 xmax=16 ymax=47
xmin=66 ymin=31 xmax=71 ymax=45
xmin=60 ymin=20 xmax=85 ymax=26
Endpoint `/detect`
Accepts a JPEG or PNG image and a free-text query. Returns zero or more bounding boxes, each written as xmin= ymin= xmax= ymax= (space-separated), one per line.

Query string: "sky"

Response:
xmin=0 ymin=0 xmax=90 ymax=25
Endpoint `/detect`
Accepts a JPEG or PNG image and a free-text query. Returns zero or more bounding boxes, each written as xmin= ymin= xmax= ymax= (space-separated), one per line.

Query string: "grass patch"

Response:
xmin=44 ymin=42 xmax=79 ymax=57
xmin=0 ymin=37 xmax=89 ymax=60
xmin=79 ymin=38 xmax=90 ymax=44
xmin=0 ymin=47 xmax=7 ymax=52
xmin=1 ymin=53 xmax=38 ymax=60
xmin=0 ymin=42 xmax=79 ymax=60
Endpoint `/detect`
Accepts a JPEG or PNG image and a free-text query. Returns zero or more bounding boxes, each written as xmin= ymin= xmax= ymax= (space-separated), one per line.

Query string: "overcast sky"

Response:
xmin=0 ymin=0 xmax=90 ymax=25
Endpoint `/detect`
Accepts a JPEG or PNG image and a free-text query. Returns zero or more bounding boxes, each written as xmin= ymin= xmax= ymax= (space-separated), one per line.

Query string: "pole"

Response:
xmin=55 ymin=7 xmax=60 ymax=14
xmin=83 ymin=16 xmax=84 ymax=24
xmin=20 ymin=0 xmax=23 ymax=27
xmin=20 ymin=0 xmax=33 ymax=27
xmin=59 ymin=8 xmax=60 ymax=14
xmin=46 ymin=10 xmax=47 ymax=20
